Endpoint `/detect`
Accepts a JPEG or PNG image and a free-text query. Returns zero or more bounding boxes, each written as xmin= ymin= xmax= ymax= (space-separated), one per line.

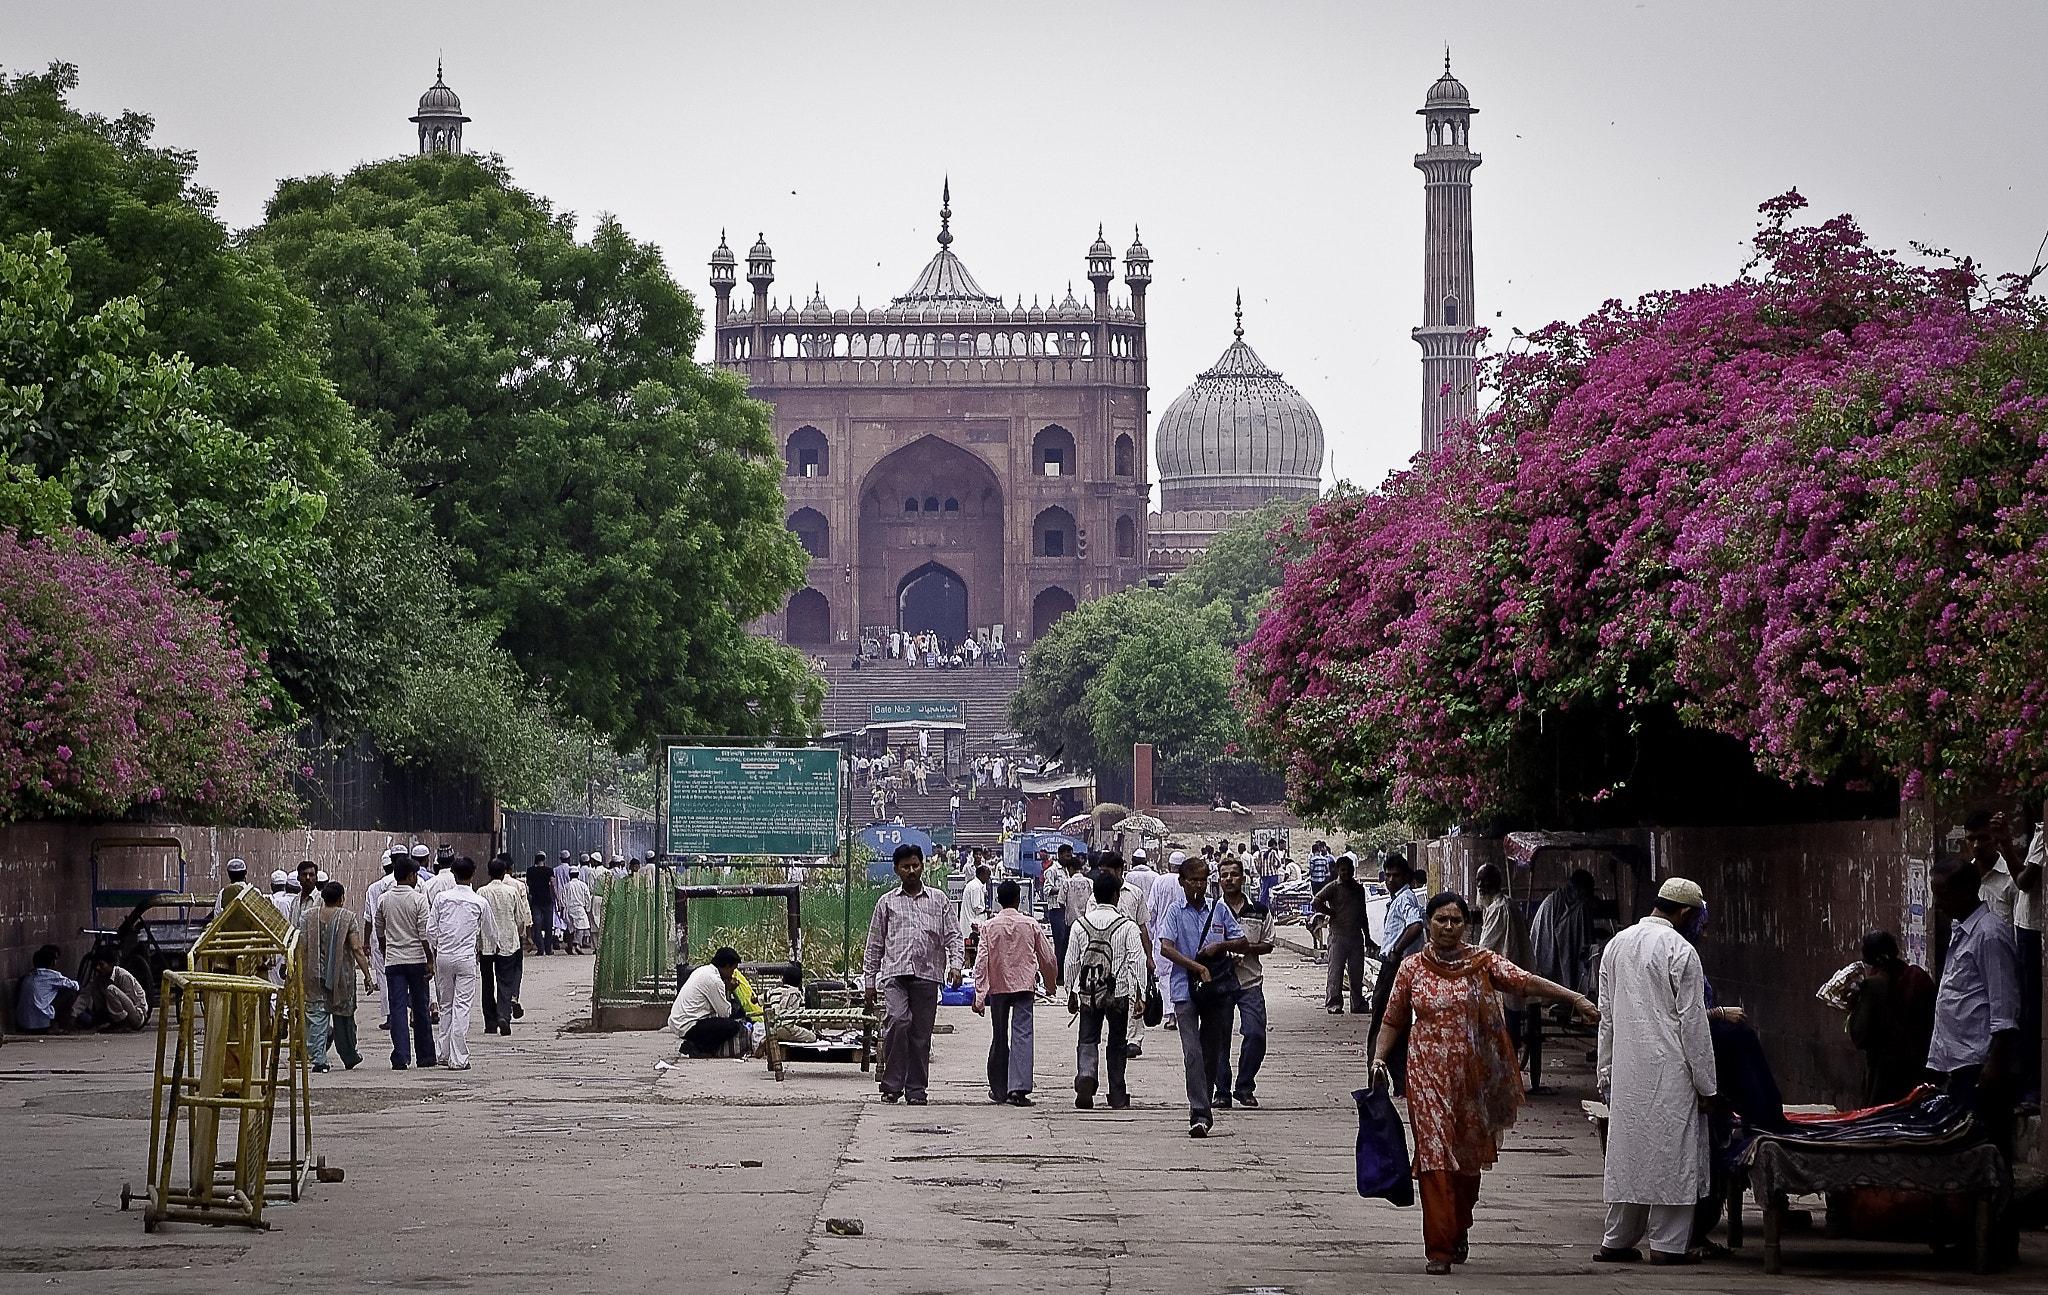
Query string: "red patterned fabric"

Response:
xmin=1385 ymin=944 xmax=1537 ymax=1174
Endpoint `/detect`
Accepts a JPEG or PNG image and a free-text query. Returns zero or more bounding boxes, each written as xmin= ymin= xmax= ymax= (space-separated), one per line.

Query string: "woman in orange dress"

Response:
xmin=1373 ymin=890 xmax=1599 ymax=1274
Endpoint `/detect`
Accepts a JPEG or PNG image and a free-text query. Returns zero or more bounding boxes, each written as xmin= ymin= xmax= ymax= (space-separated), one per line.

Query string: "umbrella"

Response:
xmin=1112 ymin=813 xmax=1169 ymax=837
xmin=1060 ymin=813 xmax=1094 ymax=834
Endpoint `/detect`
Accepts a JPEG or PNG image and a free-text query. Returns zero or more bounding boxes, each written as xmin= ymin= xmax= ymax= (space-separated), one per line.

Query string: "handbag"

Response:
xmin=1189 ymin=903 xmax=1240 ymax=1009
xmin=1142 ymin=969 xmax=1164 ymax=1027
xmin=1353 ymin=1081 xmax=1415 ymax=1206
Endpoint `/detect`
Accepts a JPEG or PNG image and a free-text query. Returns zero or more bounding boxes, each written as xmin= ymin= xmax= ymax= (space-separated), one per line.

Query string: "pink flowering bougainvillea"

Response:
xmin=0 ymin=527 xmax=297 ymax=824
xmin=1244 ymin=194 xmax=2048 ymax=827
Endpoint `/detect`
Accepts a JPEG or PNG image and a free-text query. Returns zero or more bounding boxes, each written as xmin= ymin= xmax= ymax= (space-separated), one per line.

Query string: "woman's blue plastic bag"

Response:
xmin=1353 ymin=1085 xmax=1414 ymax=1206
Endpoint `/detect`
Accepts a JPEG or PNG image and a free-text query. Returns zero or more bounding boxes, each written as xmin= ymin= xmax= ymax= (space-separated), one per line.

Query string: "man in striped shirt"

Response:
xmin=863 ymin=844 xmax=965 ymax=1105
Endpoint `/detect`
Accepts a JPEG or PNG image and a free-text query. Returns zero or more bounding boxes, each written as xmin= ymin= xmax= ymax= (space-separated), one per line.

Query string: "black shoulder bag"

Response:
xmin=1190 ymin=902 xmax=1240 ymax=1009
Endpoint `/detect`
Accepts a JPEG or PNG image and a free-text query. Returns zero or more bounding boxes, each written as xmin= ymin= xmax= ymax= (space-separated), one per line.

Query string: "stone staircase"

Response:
xmin=824 ymin=661 xmax=1027 ymax=851
xmin=819 ymin=660 xmax=1027 ymax=753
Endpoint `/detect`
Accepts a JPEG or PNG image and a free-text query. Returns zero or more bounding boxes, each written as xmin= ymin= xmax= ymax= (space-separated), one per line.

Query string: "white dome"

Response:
xmin=1155 ymin=323 xmax=1324 ymax=511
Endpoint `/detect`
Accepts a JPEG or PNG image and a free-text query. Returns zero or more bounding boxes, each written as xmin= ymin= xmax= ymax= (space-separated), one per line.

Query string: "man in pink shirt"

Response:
xmin=973 ymin=879 xmax=1060 ymax=1106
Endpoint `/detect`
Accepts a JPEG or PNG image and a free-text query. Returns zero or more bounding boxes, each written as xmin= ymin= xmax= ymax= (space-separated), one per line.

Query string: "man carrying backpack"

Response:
xmin=1065 ymin=871 xmax=1147 ymax=1110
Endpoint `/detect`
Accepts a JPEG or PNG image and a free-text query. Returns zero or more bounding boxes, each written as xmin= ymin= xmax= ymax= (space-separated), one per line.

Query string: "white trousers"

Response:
xmin=1603 ymin=1201 xmax=1693 ymax=1255
xmin=433 ymin=959 xmax=480 ymax=1068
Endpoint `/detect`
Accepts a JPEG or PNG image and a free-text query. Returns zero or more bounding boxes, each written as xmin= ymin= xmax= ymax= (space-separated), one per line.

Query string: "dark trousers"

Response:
xmin=1174 ymin=994 xmax=1236 ymax=1125
xmin=530 ymin=903 xmax=557 ymax=954
xmin=880 ymin=976 xmax=941 ymax=1099
xmin=1048 ymin=909 xmax=1070 ymax=971
xmin=2019 ymin=928 xmax=2042 ymax=1105
xmin=1216 ymin=983 xmax=1268 ymax=1101
xmin=984 ymin=990 xmax=1036 ymax=1099
xmin=1326 ymin=927 xmax=1367 ymax=1011
xmin=385 ymin=962 xmax=435 ymax=1068
xmin=1076 ymin=1001 xmax=1129 ymax=1101
xmin=481 ymin=952 xmax=523 ymax=1031
xmin=1368 ymin=951 xmax=1412 ymax=1093
xmin=681 ymin=1014 xmax=747 ymax=1057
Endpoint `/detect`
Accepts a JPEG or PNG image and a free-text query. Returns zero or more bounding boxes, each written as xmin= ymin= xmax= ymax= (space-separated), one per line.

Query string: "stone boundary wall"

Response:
xmin=1420 ymin=818 xmax=1921 ymax=1108
xmin=1 ymin=821 xmax=491 ymax=1030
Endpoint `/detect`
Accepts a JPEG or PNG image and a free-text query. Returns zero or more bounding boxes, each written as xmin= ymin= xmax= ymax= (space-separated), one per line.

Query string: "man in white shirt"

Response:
xmin=1066 ymin=870 xmax=1147 ymax=1109
xmin=669 ymin=947 xmax=748 ymax=1057
xmin=560 ymin=867 xmax=595 ymax=953
xmin=478 ymin=857 xmax=530 ymax=1037
xmin=959 ymin=864 xmax=992 ymax=953
xmin=426 ymin=858 xmax=492 ymax=1070
xmin=2016 ymin=818 xmax=2044 ymax=1106
xmin=376 ymin=858 xmax=435 ymax=1069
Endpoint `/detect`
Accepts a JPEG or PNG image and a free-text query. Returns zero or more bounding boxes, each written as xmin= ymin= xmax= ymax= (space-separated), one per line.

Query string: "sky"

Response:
xmin=7 ymin=0 xmax=2046 ymax=496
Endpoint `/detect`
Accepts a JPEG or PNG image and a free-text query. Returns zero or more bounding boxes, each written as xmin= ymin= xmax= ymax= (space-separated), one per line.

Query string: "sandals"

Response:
xmin=1425 ymin=1261 xmax=1453 ymax=1275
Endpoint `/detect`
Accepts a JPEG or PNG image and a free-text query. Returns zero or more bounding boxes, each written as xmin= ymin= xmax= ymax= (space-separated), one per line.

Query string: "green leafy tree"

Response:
xmin=1167 ymin=496 xmax=1318 ymax=646
xmin=252 ymin=153 xmax=817 ymax=746
xmin=0 ymin=231 xmax=328 ymax=657
xmin=1090 ymin=616 xmax=1243 ymax=761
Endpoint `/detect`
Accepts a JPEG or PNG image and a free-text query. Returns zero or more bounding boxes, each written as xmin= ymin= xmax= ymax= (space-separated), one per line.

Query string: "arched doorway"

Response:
xmin=899 ymin=562 xmax=968 ymax=644
xmin=858 ymin=436 xmax=1003 ymax=641
xmin=786 ymin=588 xmax=831 ymax=644
xmin=1031 ymin=586 xmax=1076 ymax=641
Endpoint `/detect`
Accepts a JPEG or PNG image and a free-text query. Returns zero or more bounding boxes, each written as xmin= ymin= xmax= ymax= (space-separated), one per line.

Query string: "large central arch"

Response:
xmin=898 ymin=562 xmax=969 ymax=643
xmin=858 ymin=436 xmax=1004 ymax=643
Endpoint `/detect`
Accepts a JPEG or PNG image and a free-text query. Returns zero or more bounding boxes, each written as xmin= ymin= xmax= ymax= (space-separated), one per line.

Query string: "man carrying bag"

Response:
xmin=1155 ymin=856 xmax=1249 ymax=1138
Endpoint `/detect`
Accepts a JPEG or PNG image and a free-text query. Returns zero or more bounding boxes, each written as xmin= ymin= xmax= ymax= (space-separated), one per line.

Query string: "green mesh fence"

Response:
xmin=592 ymin=857 xmax=931 ymax=996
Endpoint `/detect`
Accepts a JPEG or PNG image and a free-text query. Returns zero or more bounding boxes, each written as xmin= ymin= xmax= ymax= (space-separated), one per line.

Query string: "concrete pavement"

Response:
xmin=0 ymin=947 xmax=2038 ymax=1292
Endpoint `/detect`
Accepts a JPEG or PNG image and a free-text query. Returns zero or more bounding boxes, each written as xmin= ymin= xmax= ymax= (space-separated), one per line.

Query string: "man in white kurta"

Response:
xmin=1596 ymin=876 xmax=1717 ymax=1264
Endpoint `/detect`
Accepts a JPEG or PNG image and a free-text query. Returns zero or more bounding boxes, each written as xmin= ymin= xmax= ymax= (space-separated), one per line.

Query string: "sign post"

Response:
xmin=665 ymin=747 xmax=842 ymax=858
xmin=866 ymin=699 xmax=964 ymax=727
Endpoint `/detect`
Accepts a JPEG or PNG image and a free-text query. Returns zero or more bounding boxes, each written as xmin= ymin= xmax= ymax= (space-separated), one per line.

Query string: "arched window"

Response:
xmin=1031 ymin=586 xmax=1077 ymax=641
xmin=1115 ymin=514 xmax=1136 ymax=559
xmin=787 ymin=508 xmax=829 ymax=560
xmin=1443 ymin=296 xmax=1459 ymax=327
xmin=943 ymin=497 xmax=960 ymax=513
xmin=923 ymin=496 xmax=940 ymax=512
xmin=1114 ymin=433 xmax=1135 ymax=476
xmin=1033 ymin=506 xmax=1078 ymax=558
xmin=1033 ymin=425 xmax=1077 ymax=477
xmin=786 ymin=588 xmax=830 ymax=645
xmin=904 ymin=497 xmax=920 ymax=513
xmin=786 ymin=426 xmax=829 ymax=478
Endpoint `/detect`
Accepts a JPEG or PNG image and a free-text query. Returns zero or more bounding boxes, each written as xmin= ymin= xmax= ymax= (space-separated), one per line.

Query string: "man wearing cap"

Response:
xmin=212 ymin=859 xmax=256 ymax=918
xmin=1596 ymin=877 xmax=1717 ymax=1265
xmin=269 ymin=869 xmax=296 ymax=921
xmin=362 ymin=850 xmax=402 ymax=1030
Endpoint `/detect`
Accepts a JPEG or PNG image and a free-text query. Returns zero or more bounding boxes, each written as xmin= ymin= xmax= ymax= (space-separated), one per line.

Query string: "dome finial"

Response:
xmin=938 ymin=177 xmax=953 ymax=248
xmin=1234 ymin=289 xmax=1243 ymax=339
xmin=1444 ymin=45 xmax=1451 ymax=75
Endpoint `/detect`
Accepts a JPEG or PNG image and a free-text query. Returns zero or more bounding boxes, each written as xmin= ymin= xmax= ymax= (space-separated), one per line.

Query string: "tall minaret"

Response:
xmin=1412 ymin=52 xmax=1480 ymax=455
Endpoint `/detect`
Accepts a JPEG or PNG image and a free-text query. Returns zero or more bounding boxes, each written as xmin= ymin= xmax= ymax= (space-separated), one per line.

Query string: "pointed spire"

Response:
xmin=938 ymin=177 xmax=953 ymax=248
xmin=1234 ymin=289 xmax=1244 ymax=339
xmin=1444 ymin=45 xmax=1451 ymax=75
xmin=438 ymin=56 xmax=444 ymax=83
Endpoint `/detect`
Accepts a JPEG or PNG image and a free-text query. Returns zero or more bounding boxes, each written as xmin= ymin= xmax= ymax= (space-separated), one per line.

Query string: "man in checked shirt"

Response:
xmin=864 ymin=843 xmax=965 ymax=1105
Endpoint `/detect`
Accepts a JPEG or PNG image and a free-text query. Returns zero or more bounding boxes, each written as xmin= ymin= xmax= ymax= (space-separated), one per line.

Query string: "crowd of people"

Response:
xmin=835 ymin=806 xmax=2040 ymax=1274
xmin=879 ymin=627 xmax=1007 ymax=668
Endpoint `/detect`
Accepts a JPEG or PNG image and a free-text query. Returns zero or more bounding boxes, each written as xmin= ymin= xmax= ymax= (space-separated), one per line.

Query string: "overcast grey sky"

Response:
xmin=7 ymin=1 xmax=2046 ymax=494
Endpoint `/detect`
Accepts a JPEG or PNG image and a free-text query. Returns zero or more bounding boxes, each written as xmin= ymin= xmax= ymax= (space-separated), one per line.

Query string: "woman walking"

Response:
xmin=1373 ymin=891 xmax=1599 ymax=1274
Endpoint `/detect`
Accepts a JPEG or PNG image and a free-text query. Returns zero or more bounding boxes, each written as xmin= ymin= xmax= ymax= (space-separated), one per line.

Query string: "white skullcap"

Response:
xmin=271 ymin=869 xmax=289 ymax=885
xmin=226 ymin=857 xmax=247 ymax=872
xmin=1657 ymin=876 xmax=1705 ymax=907
xmin=410 ymin=844 xmax=429 ymax=858
xmin=1168 ymin=850 xmax=1188 ymax=867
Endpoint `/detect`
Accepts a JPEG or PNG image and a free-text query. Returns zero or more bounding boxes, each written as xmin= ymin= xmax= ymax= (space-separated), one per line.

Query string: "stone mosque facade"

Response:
xmin=410 ymin=58 xmax=1479 ymax=651
xmin=708 ymin=187 xmax=1155 ymax=651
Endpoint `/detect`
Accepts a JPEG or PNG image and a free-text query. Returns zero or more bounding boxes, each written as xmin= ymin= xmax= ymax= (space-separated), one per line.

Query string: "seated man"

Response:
xmin=15 ymin=944 xmax=80 ymax=1034
xmin=667 ymin=946 xmax=748 ymax=1058
xmin=88 ymin=953 xmax=149 ymax=1032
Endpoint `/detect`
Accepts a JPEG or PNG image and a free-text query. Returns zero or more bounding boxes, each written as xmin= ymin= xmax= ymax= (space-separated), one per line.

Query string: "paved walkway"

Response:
xmin=0 ymin=948 xmax=2038 ymax=1291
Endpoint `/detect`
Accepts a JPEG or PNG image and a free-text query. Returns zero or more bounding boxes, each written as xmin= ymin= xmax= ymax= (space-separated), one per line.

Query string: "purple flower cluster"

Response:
xmin=0 ymin=527 xmax=297 ymax=824
xmin=1245 ymin=193 xmax=2048 ymax=823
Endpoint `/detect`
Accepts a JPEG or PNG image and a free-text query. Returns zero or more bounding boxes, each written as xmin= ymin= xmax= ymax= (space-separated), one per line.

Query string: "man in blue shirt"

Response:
xmin=1156 ymin=856 xmax=1249 ymax=1137
xmin=15 ymin=944 xmax=80 ymax=1033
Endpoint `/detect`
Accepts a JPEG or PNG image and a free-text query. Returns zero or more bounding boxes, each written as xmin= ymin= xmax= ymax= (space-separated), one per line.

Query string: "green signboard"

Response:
xmin=867 ymin=699 xmax=964 ymax=726
xmin=666 ymin=747 xmax=842 ymax=857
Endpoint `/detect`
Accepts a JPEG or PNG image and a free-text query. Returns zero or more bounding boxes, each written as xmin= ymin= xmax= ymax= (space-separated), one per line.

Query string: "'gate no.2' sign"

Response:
xmin=666 ymin=747 xmax=842 ymax=857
